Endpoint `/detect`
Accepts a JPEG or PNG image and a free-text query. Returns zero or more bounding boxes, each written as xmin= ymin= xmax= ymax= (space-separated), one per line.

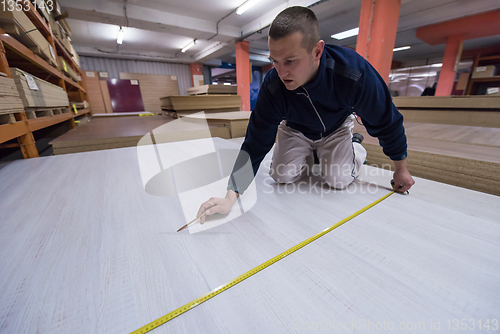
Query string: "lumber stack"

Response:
xmin=10 ymin=67 xmax=69 ymax=108
xmin=187 ymin=84 xmax=237 ymax=95
xmin=0 ymin=9 xmax=58 ymax=67
xmin=393 ymin=96 xmax=500 ymax=128
xmin=119 ymin=73 xmax=180 ymax=114
xmin=160 ymin=95 xmax=241 ymax=117
xmin=180 ymin=111 xmax=250 ymax=138
xmin=0 ymin=75 xmax=25 ymax=125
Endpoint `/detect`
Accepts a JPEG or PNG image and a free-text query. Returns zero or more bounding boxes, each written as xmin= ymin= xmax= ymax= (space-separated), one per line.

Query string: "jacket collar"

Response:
xmin=295 ymin=48 xmax=328 ymax=93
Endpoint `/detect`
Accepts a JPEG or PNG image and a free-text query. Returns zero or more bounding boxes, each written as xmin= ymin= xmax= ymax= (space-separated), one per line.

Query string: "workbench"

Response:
xmin=0 ymin=138 xmax=499 ymax=333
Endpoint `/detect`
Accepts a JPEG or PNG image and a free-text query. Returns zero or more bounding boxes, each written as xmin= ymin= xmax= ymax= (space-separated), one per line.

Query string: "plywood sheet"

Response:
xmin=49 ymin=116 xmax=230 ymax=154
xmin=99 ymin=80 xmax=113 ymax=113
xmin=106 ymin=79 xmax=145 ymax=113
xmin=119 ymin=72 xmax=180 ymax=114
xmin=0 ymin=138 xmax=499 ymax=333
xmin=92 ymin=112 xmax=156 ymax=118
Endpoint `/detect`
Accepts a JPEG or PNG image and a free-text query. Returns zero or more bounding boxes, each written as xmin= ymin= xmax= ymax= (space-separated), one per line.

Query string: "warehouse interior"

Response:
xmin=1 ymin=0 xmax=499 ymax=333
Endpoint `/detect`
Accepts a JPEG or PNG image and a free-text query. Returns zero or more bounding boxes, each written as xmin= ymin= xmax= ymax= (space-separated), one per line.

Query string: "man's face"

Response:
xmin=268 ymin=32 xmax=323 ymax=91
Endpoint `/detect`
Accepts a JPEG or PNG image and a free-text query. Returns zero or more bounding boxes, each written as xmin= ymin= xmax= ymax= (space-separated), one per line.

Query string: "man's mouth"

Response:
xmin=283 ymin=79 xmax=293 ymax=84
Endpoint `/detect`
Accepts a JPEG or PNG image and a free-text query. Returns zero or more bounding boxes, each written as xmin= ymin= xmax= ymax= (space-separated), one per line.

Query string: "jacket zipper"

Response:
xmin=298 ymin=87 xmax=327 ymax=135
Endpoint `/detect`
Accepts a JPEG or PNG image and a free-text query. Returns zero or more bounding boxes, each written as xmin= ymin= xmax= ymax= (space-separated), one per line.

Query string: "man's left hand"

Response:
xmin=392 ymin=159 xmax=415 ymax=193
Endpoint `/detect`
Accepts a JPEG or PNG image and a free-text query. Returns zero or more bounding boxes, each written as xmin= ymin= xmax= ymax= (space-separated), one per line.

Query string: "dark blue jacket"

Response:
xmin=228 ymin=44 xmax=407 ymax=194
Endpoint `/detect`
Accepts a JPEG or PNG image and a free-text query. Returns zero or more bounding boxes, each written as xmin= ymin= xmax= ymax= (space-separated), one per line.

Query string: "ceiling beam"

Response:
xmin=61 ymin=1 xmax=240 ymax=41
xmin=416 ymin=9 xmax=500 ymax=45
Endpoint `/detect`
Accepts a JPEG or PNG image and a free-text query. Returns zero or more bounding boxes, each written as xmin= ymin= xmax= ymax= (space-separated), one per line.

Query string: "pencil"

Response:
xmin=176 ymin=211 xmax=208 ymax=232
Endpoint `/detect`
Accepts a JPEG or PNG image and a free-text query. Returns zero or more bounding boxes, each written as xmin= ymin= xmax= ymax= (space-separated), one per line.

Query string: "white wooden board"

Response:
xmin=0 ymin=138 xmax=499 ymax=333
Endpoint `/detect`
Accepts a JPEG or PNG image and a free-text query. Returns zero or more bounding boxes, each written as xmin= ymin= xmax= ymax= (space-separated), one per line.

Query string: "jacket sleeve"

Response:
xmin=350 ymin=62 xmax=408 ymax=161
xmin=227 ymin=75 xmax=283 ymax=194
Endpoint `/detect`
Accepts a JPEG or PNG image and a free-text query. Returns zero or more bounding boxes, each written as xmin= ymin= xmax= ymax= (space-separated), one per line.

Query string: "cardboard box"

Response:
xmin=471 ymin=65 xmax=498 ymax=79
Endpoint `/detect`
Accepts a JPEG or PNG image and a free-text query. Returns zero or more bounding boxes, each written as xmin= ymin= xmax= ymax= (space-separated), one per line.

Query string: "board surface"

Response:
xmin=1 ymin=138 xmax=499 ymax=333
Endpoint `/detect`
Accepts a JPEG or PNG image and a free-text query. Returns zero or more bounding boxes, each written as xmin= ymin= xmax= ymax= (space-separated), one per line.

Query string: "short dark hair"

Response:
xmin=269 ymin=6 xmax=320 ymax=52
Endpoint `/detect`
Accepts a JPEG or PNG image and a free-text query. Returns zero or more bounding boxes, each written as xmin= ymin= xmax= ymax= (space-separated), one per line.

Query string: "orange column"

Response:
xmin=189 ymin=63 xmax=203 ymax=87
xmin=435 ymin=35 xmax=465 ymax=96
xmin=356 ymin=0 xmax=401 ymax=83
xmin=235 ymin=41 xmax=250 ymax=111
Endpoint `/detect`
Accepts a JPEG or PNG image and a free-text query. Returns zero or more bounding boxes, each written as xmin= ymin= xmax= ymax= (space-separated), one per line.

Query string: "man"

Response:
xmin=197 ymin=6 xmax=414 ymax=223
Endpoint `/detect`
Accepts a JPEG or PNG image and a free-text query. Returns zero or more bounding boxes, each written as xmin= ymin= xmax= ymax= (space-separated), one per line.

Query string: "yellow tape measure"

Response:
xmin=131 ymin=191 xmax=394 ymax=334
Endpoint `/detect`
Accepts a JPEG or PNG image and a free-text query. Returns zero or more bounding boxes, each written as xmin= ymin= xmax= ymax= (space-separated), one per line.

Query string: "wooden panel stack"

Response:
xmin=187 ymin=84 xmax=237 ymax=95
xmin=160 ymin=95 xmax=241 ymax=117
xmin=180 ymin=111 xmax=250 ymax=138
xmin=0 ymin=74 xmax=25 ymax=125
xmin=354 ymin=96 xmax=500 ymax=195
xmin=10 ymin=67 xmax=69 ymax=108
xmin=393 ymin=96 xmax=500 ymax=127
xmin=119 ymin=73 xmax=180 ymax=114
xmin=0 ymin=9 xmax=58 ymax=67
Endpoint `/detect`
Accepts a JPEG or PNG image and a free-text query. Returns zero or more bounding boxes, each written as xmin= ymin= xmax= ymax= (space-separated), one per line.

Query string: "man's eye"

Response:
xmin=287 ymin=60 xmax=295 ymax=64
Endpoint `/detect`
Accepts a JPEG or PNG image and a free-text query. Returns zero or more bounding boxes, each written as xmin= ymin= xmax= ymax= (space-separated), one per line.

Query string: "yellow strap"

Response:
xmin=131 ymin=191 xmax=394 ymax=334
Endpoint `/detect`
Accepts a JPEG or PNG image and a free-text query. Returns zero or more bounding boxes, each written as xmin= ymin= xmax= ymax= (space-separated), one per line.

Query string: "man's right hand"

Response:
xmin=197 ymin=190 xmax=239 ymax=224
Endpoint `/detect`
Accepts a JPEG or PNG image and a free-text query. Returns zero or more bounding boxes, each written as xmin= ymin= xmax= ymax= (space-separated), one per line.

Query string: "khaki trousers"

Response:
xmin=269 ymin=115 xmax=367 ymax=189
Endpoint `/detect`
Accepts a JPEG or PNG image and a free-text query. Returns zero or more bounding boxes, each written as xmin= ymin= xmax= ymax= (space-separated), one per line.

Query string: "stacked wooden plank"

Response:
xmin=119 ymin=73 xmax=180 ymax=114
xmin=187 ymin=84 xmax=237 ymax=95
xmin=0 ymin=75 xmax=25 ymax=125
xmin=50 ymin=116 xmax=231 ymax=155
xmin=180 ymin=111 xmax=250 ymax=138
xmin=393 ymin=96 xmax=500 ymax=127
xmin=355 ymin=96 xmax=500 ymax=196
xmin=160 ymin=95 xmax=241 ymax=117
xmin=0 ymin=9 xmax=58 ymax=67
xmin=10 ymin=67 xmax=69 ymax=109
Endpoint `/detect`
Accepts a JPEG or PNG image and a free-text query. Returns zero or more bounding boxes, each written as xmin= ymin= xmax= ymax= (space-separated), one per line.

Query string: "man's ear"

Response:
xmin=313 ymin=40 xmax=325 ymax=61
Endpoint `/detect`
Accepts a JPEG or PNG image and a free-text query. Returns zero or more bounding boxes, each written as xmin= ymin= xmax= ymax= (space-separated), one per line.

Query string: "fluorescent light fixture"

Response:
xmin=194 ymin=42 xmax=228 ymax=61
xmin=237 ymin=0 xmax=262 ymax=15
xmin=212 ymin=82 xmax=218 ymax=85
xmin=331 ymin=27 xmax=359 ymax=40
xmin=224 ymin=83 xmax=231 ymax=85
xmin=393 ymin=46 xmax=411 ymax=52
xmin=117 ymin=27 xmax=124 ymax=45
xmin=431 ymin=63 xmax=443 ymax=67
xmin=181 ymin=39 xmax=196 ymax=53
